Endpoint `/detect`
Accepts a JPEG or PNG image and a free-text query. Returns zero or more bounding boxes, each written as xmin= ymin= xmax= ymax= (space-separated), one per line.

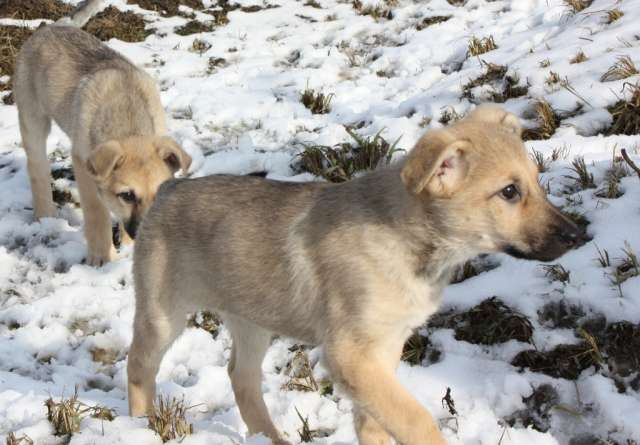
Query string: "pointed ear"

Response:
xmin=154 ymin=136 xmax=192 ymax=174
xmin=467 ymin=105 xmax=521 ymax=137
xmin=86 ymin=140 xmax=123 ymax=181
xmin=401 ymin=133 xmax=471 ymax=198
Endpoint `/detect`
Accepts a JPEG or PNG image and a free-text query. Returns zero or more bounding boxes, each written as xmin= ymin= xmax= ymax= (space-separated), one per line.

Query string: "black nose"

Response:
xmin=555 ymin=223 xmax=585 ymax=248
xmin=125 ymin=218 xmax=138 ymax=239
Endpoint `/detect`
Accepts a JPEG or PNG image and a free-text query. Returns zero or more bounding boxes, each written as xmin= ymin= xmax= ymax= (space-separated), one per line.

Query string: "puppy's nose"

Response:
xmin=555 ymin=224 xmax=584 ymax=247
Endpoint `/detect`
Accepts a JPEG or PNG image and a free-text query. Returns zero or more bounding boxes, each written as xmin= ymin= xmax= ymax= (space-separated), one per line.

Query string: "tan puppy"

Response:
xmin=13 ymin=5 xmax=191 ymax=266
xmin=127 ymin=106 xmax=582 ymax=444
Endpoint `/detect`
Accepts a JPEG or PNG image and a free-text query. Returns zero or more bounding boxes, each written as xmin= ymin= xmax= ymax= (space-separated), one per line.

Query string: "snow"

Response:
xmin=1 ymin=0 xmax=640 ymax=443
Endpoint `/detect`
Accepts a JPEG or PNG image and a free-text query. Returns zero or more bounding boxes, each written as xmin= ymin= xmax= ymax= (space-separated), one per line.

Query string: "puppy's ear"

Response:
xmin=401 ymin=132 xmax=471 ymax=198
xmin=467 ymin=105 xmax=521 ymax=136
xmin=86 ymin=140 xmax=124 ymax=181
xmin=154 ymin=136 xmax=192 ymax=174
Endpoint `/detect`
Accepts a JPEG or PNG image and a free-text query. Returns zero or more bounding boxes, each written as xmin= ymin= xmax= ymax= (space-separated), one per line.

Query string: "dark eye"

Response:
xmin=117 ymin=191 xmax=137 ymax=203
xmin=500 ymin=184 xmax=520 ymax=202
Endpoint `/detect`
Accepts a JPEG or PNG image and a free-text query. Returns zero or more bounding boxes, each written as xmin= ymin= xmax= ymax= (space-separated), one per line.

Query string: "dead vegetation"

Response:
xmin=607 ymin=82 xmax=640 ymax=135
xmin=300 ymin=87 xmax=334 ymax=114
xmin=187 ymin=310 xmax=220 ymax=338
xmin=439 ymin=107 xmax=464 ymax=125
xmin=402 ymin=332 xmax=441 ymax=365
xmin=0 ymin=25 xmax=34 ymax=78
xmin=148 ymin=397 xmax=193 ymax=443
xmin=430 ymin=298 xmax=534 ymax=346
xmin=175 ymin=20 xmax=215 ymax=35
xmin=0 ymin=0 xmax=72 ymax=20
xmin=293 ymin=128 xmax=402 ymax=182
xmin=461 ymin=62 xmax=528 ymax=103
xmin=127 ymin=0 xmax=204 ymax=17
xmin=282 ymin=349 xmax=319 ymax=392
xmin=522 ymin=99 xmax=560 ymax=141
xmin=83 ymin=6 xmax=150 ymax=42
xmin=566 ymin=156 xmax=595 ymax=190
xmin=600 ymin=56 xmax=638 ymax=82
xmin=352 ymin=0 xmax=394 ymax=21
xmin=45 ymin=390 xmax=115 ymax=437
xmin=416 ymin=15 xmax=451 ymax=30
xmin=190 ymin=38 xmax=211 ymax=54
xmin=450 ymin=256 xmax=499 ymax=283
xmin=605 ymin=8 xmax=624 ymax=24
xmin=511 ymin=341 xmax=600 ymax=379
xmin=570 ymin=51 xmax=588 ymax=64
xmin=467 ymin=35 xmax=497 ymax=57
xmin=542 ymin=264 xmax=571 ymax=284
xmin=5 ymin=433 xmax=33 ymax=445
xmin=538 ymin=300 xmax=585 ymax=329
xmin=564 ymin=0 xmax=593 ymax=14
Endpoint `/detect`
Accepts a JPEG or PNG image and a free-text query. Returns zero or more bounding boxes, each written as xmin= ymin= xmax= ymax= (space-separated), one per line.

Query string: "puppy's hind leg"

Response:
xmin=18 ymin=109 xmax=56 ymax=219
xmin=223 ymin=314 xmax=287 ymax=444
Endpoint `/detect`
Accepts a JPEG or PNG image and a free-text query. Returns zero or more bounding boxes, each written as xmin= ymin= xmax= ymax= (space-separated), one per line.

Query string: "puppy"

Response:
xmin=13 ymin=1 xmax=191 ymax=266
xmin=127 ymin=106 xmax=582 ymax=444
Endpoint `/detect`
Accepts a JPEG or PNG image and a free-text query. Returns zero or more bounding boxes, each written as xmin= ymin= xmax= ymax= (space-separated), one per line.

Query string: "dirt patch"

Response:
xmin=416 ymin=15 xmax=451 ymax=30
xmin=432 ymin=297 xmax=534 ymax=345
xmin=0 ymin=0 xmax=73 ymax=21
xmin=602 ymin=321 xmax=640 ymax=377
xmin=175 ymin=20 xmax=215 ymax=35
xmin=505 ymin=384 xmax=559 ymax=432
xmin=83 ymin=6 xmax=150 ymax=42
xmin=127 ymin=0 xmax=204 ymax=17
xmin=511 ymin=342 xmax=600 ymax=379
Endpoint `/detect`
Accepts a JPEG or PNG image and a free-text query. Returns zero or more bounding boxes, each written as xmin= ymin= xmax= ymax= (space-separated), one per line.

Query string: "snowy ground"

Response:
xmin=1 ymin=0 xmax=640 ymax=443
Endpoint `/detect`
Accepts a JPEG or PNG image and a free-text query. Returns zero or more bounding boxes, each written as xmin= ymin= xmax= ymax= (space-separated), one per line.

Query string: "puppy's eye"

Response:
xmin=117 ymin=191 xmax=137 ymax=203
xmin=500 ymin=184 xmax=520 ymax=202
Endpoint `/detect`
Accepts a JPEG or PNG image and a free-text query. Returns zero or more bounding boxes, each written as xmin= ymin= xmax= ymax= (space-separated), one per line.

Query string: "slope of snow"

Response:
xmin=0 ymin=0 xmax=639 ymax=444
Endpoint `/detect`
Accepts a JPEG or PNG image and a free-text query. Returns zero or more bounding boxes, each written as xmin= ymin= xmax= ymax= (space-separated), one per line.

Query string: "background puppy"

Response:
xmin=127 ymin=106 xmax=582 ymax=445
xmin=13 ymin=0 xmax=191 ymax=266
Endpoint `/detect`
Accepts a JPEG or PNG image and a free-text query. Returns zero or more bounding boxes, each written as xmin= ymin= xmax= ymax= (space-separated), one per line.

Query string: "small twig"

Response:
xmin=621 ymin=149 xmax=640 ymax=179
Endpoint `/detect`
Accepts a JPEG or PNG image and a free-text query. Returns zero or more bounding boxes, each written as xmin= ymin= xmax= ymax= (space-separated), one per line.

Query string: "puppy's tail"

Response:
xmin=56 ymin=0 xmax=104 ymax=27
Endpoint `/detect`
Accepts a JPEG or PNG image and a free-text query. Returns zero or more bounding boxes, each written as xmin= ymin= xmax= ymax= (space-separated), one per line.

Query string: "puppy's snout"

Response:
xmin=552 ymin=219 xmax=585 ymax=248
xmin=125 ymin=218 xmax=139 ymax=239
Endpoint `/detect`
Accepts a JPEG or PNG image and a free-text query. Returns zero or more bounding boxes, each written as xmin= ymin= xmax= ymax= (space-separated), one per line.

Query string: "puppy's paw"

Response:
xmin=85 ymin=246 xmax=116 ymax=267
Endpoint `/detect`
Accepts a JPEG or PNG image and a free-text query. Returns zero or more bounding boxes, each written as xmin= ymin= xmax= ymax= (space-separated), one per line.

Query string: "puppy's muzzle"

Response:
xmin=125 ymin=216 xmax=139 ymax=239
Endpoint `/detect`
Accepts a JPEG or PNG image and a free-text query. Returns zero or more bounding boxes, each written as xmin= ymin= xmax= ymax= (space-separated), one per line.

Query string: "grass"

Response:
xmin=467 ymin=35 xmax=497 ymax=57
xmin=175 ymin=20 xmax=215 ymax=35
xmin=605 ymin=8 xmax=624 ymax=24
xmin=45 ymin=389 xmax=115 ymax=437
xmin=351 ymin=0 xmax=393 ymax=20
xmin=0 ymin=25 xmax=33 ymax=78
xmin=148 ymin=397 xmax=193 ymax=443
xmin=613 ymin=242 xmax=640 ymax=285
xmin=566 ymin=156 xmax=595 ymax=189
xmin=207 ymin=56 xmax=227 ymax=73
xmin=522 ymin=99 xmax=559 ymax=141
xmin=282 ymin=350 xmax=319 ymax=392
xmin=190 ymin=38 xmax=211 ymax=54
xmin=530 ymin=149 xmax=549 ymax=173
xmin=542 ymin=264 xmax=571 ymax=284
xmin=607 ymin=82 xmax=640 ymax=135
xmin=293 ymin=127 xmax=402 ymax=182
xmin=461 ymin=62 xmax=507 ymax=100
xmin=545 ymin=71 xmax=561 ymax=88
xmin=562 ymin=209 xmax=590 ymax=231
xmin=595 ymin=245 xmax=611 ymax=268
xmin=83 ymin=6 xmax=150 ymax=42
xmin=295 ymin=407 xmax=319 ymax=442
xmin=402 ymin=332 xmax=429 ymax=365
xmin=439 ymin=107 xmax=464 ymax=125
xmin=300 ymin=87 xmax=334 ymax=114
xmin=539 ymin=58 xmax=551 ymax=68
xmin=600 ymin=56 xmax=638 ymax=82
xmin=187 ymin=310 xmax=220 ymax=338
xmin=0 ymin=0 xmax=72 ymax=20
xmin=570 ymin=51 xmax=588 ymax=64
xmin=5 ymin=433 xmax=33 ymax=445
xmin=564 ymin=0 xmax=593 ymax=13
xmin=416 ymin=15 xmax=451 ymax=30
xmin=491 ymin=74 xmax=529 ymax=103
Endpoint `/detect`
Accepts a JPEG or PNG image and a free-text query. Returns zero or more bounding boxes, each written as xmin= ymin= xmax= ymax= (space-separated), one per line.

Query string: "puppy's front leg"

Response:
xmin=325 ymin=336 xmax=447 ymax=445
xmin=73 ymin=157 xmax=115 ymax=266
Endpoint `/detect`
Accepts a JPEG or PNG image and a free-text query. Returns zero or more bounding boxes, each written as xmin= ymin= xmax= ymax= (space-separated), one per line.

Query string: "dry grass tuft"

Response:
xmin=148 ymin=397 xmax=193 ymax=443
xmin=512 ymin=341 xmax=600 ymax=379
xmin=467 ymin=35 xmax=497 ymax=57
xmin=0 ymin=25 xmax=33 ymax=78
xmin=601 ymin=56 xmax=638 ymax=82
xmin=416 ymin=15 xmax=451 ymax=30
xmin=566 ymin=156 xmax=595 ymax=190
xmin=5 ymin=433 xmax=33 ymax=445
xmin=439 ymin=107 xmax=464 ymax=125
xmin=542 ymin=264 xmax=571 ymax=284
xmin=352 ymin=0 xmax=393 ymax=20
xmin=300 ymin=88 xmax=334 ymax=114
xmin=530 ymin=149 xmax=549 ymax=172
xmin=190 ymin=38 xmax=211 ymax=54
xmin=461 ymin=62 xmax=507 ymax=100
xmin=282 ymin=350 xmax=319 ymax=392
xmin=539 ymin=58 xmax=551 ymax=68
xmin=522 ymin=99 xmax=560 ymax=141
xmin=605 ymin=8 xmax=624 ymax=24
xmin=45 ymin=390 xmax=116 ymax=437
xmin=570 ymin=51 xmax=588 ymax=64
xmin=0 ymin=0 xmax=72 ymax=20
xmin=175 ymin=20 xmax=215 ymax=35
xmin=607 ymin=82 xmax=640 ymax=135
xmin=564 ymin=0 xmax=593 ymax=13
xmin=562 ymin=209 xmax=590 ymax=231
xmin=83 ymin=6 xmax=150 ymax=42
xmin=187 ymin=310 xmax=220 ymax=338
xmin=293 ymin=128 xmax=402 ymax=182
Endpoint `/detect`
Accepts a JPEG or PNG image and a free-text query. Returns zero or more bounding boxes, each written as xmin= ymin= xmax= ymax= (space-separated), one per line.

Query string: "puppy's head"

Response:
xmin=86 ymin=135 xmax=191 ymax=239
xmin=401 ymin=105 xmax=583 ymax=262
